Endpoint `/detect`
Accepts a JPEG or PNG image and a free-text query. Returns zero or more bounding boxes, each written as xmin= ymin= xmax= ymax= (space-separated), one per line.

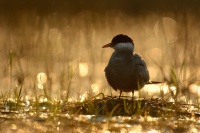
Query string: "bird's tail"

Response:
xmin=146 ymin=81 xmax=162 ymax=84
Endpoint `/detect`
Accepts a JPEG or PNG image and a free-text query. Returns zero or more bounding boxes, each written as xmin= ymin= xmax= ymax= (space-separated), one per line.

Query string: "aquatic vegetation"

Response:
xmin=0 ymin=94 xmax=200 ymax=132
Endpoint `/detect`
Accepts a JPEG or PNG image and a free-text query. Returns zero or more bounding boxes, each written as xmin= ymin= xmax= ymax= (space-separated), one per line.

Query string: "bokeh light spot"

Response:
xmin=79 ymin=63 xmax=88 ymax=77
xmin=37 ymin=72 xmax=47 ymax=84
xmin=37 ymin=72 xmax=47 ymax=89
xmin=91 ymin=84 xmax=99 ymax=93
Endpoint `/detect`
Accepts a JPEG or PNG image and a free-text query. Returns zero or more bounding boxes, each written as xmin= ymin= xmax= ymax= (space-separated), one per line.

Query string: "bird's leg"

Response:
xmin=132 ymin=91 xmax=134 ymax=101
xmin=119 ymin=91 xmax=122 ymax=99
xmin=132 ymin=91 xmax=134 ymax=114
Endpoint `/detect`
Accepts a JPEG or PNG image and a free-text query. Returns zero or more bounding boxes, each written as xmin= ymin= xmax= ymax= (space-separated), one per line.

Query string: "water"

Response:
xmin=0 ymin=97 xmax=200 ymax=132
xmin=0 ymin=113 xmax=200 ymax=133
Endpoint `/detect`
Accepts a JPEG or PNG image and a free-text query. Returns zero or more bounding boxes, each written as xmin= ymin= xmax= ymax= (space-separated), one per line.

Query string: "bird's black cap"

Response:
xmin=102 ymin=34 xmax=134 ymax=48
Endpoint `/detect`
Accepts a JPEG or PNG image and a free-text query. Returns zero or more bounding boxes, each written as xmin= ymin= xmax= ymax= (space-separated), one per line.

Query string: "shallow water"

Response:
xmin=1 ymin=98 xmax=200 ymax=133
xmin=0 ymin=113 xmax=200 ymax=133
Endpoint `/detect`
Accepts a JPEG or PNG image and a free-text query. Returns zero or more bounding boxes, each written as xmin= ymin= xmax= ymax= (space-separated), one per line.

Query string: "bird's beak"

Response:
xmin=102 ymin=43 xmax=111 ymax=48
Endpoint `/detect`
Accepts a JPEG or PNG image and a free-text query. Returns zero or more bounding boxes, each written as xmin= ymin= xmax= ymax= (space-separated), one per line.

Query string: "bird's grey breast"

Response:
xmin=105 ymin=52 xmax=136 ymax=83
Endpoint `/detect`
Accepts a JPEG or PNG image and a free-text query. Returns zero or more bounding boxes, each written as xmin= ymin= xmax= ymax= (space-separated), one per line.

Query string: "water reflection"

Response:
xmin=0 ymin=97 xmax=200 ymax=132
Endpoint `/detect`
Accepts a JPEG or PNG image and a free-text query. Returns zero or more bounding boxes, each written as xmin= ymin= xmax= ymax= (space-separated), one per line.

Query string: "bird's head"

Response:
xmin=102 ymin=34 xmax=134 ymax=52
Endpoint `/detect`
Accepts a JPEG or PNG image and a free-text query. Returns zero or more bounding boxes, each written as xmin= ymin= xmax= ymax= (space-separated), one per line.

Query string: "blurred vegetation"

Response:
xmin=0 ymin=0 xmax=199 ymax=104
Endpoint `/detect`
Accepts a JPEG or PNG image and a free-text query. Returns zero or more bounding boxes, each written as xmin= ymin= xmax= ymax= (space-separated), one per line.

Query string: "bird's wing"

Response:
xmin=133 ymin=53 xmax=150 ymax=82
xmin=104 ymin=66 xmax=118 ymax=91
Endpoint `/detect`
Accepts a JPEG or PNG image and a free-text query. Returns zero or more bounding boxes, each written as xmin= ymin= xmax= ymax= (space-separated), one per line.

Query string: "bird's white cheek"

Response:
xmin=114 ymin=43 xmax=134 ymax=51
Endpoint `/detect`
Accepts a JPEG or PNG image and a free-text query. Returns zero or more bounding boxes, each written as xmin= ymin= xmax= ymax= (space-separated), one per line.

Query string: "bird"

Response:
xmin=102 ymin=34 xmax=152 ymax=98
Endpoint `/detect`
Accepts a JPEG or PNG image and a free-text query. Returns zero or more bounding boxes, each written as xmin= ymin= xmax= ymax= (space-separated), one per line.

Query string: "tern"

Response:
xmin=102 ymin=34 xmax=156 ymax=98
